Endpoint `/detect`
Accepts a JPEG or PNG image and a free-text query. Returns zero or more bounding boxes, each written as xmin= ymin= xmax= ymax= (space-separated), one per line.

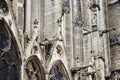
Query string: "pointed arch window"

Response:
xmin=49 ymin=60 xmax=70 ymax=80
xmin=0 ymin=18 xmax=21 ymax=80
xmin=24 ymin=56 xmax=45 ymax=80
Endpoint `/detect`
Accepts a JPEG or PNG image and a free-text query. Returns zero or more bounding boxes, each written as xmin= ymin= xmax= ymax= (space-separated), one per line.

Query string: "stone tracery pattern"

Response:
xmin=0 ymin=0 xmax=9 ymax=15
xmin=24 ymin=56 xmax=45 ymax=80
xmin=49 ymin=60 xmax=70 ymax=80
xmin=0 ymin=19 xmax=21 ymax=80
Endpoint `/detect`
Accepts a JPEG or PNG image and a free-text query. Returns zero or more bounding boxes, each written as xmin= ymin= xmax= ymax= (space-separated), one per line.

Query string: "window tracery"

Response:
xmin=25 ymin=56 xmax=45 ymax=80
xmin=49 ymin=60 xmax=70 ymax=80
xmin=0 ymin=19 xmax=21 ymax=80
xmin=0 ymin=0 xmax=9 ymax=15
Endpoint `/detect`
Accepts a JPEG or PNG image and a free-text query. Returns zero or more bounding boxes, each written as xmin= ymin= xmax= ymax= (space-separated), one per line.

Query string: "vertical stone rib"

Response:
xmin=73 ymin=0 xmax=83 ymax=67
xmin=25 ymin=0 xmax=31 ymax=36
xmin=39 ymin=0 xmax=44 ymax=41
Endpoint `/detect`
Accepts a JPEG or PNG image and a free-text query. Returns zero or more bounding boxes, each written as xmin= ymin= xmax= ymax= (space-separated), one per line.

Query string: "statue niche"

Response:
xmin=89 ymin=0 xmax=100 ymax=28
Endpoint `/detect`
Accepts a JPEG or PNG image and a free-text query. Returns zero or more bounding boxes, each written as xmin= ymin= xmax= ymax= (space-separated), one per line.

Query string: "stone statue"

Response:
xmin=89 ymin=0 xmax=100 ymax=27
xmin=91 ymin=8 xmax=98 ymax=27
xmin=62 ymin=0 xmax=70 ymax=14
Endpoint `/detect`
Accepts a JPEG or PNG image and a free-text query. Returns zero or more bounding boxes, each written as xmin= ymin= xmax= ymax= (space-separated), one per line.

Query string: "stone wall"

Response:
xmin=108 ymin=2 xmax=120 ymax=71
xmin=44 ymin=0 xmax=61 ymax=39
xmin=2 ymin=0 xmax=118 ymax=79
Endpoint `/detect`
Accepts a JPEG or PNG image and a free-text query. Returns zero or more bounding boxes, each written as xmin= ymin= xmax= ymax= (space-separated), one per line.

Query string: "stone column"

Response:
xmin=39 ymin=0 xmax=44 ymax=41
xmin=88 ymin=0 xmax=108 ymax=80
xmin=61 ymin=0 xmax=74 ymax=68
xmin=73 ymin=0 xmax=83 ymax=67
xmin=17 ymin=1 xmax=24 ymax=49
xmin=25 ymin=0 xmax=31 ymax=36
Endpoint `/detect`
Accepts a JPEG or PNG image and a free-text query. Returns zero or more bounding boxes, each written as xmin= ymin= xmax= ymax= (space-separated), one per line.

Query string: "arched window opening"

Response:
xmin=25 ymin=56 xmax=45 ymax=80
xmin=49 ymin=60 xmax=70 ymax=80
xmin=0 ymin=19 xmax=21 ymax=80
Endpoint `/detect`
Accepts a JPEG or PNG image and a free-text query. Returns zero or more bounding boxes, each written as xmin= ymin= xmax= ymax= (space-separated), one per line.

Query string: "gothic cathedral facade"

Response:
xmin=0 ymin=0 xmax=120 ymax=80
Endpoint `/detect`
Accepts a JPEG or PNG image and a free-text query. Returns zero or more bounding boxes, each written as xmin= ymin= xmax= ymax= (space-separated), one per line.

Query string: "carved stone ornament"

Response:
xmin=56 ymin=45 xmax=62 ymax=55
xmin=89 ymin=0 xmax=100 ymax=10
xmin=62 ymin=0 xmax=70 ymax=14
